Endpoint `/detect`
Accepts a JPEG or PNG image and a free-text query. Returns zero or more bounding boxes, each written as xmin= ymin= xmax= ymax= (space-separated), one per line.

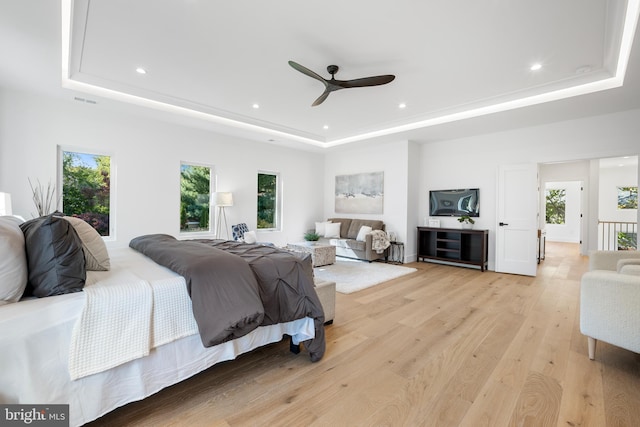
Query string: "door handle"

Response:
xmin=499 ymin=222 xmax=509 ymax=226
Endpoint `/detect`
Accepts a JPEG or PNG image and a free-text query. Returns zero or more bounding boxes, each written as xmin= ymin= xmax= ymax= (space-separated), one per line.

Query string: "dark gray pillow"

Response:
xmin=20 ymin=213 xmax=86 ymax=297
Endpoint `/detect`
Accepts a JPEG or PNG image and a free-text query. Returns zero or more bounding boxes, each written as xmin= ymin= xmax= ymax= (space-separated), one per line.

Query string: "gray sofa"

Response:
xmin=317 ymin=217 xmax=387 ymax=262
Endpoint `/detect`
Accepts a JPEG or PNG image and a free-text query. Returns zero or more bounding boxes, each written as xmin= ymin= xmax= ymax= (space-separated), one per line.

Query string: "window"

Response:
xmin=61 ymin=149 xmax=111 ymax=236
xmin=257 ymin=172 xmax=280 ymax=230
xmin=180 ymin=163 xmax=212 ymax=233
xmin=545 ymin=188 xmax=566 ymax=225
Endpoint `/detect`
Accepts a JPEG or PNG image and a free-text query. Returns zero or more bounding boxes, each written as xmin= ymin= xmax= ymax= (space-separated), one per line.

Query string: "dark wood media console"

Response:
xmin=417 ymin=227 xmax=488 ymax=271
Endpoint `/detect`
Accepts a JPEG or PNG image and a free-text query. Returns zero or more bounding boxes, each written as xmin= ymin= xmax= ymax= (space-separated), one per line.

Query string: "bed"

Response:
xmin=0 ymin=216 xmax=325 ymax=427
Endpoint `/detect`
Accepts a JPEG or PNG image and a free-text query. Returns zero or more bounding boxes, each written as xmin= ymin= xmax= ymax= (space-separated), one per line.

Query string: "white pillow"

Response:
xmin=0 ymin=215 xmax=28 ymax=304
xmin=324 ymin=222 xmax=341 ymax=238
xmin=244 ymin=230 xmax=257 ymax=244
xmin=356 ymin=225 xmax=373 ymax=241
xmin=315 ymin=221 xmax=331 ymax=235
xmin=63 ymin=216 xmax=111 ymax=271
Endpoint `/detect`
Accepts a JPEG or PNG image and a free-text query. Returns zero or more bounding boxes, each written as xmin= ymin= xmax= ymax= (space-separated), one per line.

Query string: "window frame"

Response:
xmin=179 ymin=161 xmax=216 ymax=236
xmin=57 ymin=145 xmax=116 ymax=240
xmin=257 ymin=170 xmax=282 ymax=231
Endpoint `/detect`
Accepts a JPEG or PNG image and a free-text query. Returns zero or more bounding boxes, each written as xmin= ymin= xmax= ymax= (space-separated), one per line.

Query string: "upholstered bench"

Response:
xmin=314 ymin=279 xmax=336 ymax=325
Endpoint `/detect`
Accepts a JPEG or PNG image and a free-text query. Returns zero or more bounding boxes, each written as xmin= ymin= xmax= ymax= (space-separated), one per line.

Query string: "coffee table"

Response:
xmin=286 ymin=242 xmax=336 ymax=267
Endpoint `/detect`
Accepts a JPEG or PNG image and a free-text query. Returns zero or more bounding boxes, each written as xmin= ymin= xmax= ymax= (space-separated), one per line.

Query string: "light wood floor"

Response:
xmin=88 ymin=242 xmax=640 ymax=426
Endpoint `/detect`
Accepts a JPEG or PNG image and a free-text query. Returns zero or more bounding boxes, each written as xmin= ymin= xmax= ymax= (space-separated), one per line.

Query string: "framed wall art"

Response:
xmin=335 ymin=171 xmax=384 ymax=214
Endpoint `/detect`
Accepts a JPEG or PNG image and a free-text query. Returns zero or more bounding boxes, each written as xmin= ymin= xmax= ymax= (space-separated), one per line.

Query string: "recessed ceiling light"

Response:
xmin=135 ymin=67 xmax=147 ymax=74
xmin=252 ymin=103 xmax=260 ymax=109
xmin=398 ymin=103 xmax=407 ymax=109
xmin=323 ymin=125 xmax=329 ymax=130
xmin=530 ymin=63 xmax=542 ymax=71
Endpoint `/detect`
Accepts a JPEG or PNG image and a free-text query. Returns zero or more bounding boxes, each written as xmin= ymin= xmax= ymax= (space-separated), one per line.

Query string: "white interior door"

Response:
xmin=496 ymin=163 xmax=538 ymax=276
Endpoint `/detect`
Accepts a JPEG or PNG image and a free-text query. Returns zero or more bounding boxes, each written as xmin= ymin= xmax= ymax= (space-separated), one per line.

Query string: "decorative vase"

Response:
xmin=461 ymin=223 xmax=474 ymax=229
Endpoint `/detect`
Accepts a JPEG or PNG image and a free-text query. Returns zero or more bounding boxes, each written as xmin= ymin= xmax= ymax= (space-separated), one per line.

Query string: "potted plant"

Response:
xmin=458 ymin=215 xmax=475 ymax=229
xmin=304 ymin=231 xmax=320 ymax=242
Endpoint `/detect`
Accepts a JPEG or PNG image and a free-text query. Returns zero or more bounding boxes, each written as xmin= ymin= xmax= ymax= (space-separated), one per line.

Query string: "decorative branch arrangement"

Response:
xmin=28 ymin=178 xmax=58 ymax=217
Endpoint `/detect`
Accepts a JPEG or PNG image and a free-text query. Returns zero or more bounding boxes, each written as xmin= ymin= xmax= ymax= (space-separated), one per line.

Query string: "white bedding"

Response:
xmin=0 ymin=247 xmax=315 ymax=426
xmin=69 ymin=248 xmax=198 ymax=380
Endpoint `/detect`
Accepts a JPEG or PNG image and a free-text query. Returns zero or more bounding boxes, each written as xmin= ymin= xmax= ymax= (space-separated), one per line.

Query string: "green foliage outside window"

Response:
xmin=545 ymin=188 xmax=566 ymax=225
xmin=617 ymin=232 xmax=637 ymax=250
xmin=62 ymin=151 xmax=111 ymax=236
xmin=180 ymin=164 xmax=210 ymax=232
xmin=257 ymin=173 xmax=277 ymax=229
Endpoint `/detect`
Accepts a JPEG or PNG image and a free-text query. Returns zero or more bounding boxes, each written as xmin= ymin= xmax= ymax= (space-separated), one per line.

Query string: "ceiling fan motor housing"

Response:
xmin=327 ymin=65 xmax=339 ymax=76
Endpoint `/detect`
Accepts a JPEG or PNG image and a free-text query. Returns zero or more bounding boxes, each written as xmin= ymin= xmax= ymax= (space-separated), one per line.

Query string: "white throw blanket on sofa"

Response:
xmin=370 ymin=230 xmax=391 ymax=253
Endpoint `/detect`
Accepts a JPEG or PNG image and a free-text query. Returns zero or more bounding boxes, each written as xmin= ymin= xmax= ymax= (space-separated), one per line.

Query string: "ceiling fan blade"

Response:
xmin=340 ymin=75 xmax=395 ymax=89
xmin=311 ymin=89 xmax=331 ymax=107
xmin=288 ymin=61 xmax=328 ymax=87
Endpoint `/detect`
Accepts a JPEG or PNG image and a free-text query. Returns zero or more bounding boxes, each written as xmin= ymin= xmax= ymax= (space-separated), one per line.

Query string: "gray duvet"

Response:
xmin=129 ymin=234 xmax=325 ymax=361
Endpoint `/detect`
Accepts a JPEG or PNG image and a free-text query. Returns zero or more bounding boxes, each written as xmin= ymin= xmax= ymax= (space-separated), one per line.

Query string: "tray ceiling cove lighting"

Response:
xmin=59 ymin=0 xmax=640 ymax=147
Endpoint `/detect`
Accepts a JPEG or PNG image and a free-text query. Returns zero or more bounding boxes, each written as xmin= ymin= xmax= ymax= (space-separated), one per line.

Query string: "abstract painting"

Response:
xmin=335 ymin=172 xmax=384 ymax=214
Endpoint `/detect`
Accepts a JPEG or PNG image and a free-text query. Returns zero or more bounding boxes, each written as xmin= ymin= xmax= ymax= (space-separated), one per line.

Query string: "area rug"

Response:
xmin=314 ymin=259 xmax=417 ymax=294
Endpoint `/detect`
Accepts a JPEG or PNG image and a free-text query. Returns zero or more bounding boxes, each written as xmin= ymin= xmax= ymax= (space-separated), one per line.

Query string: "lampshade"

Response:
xmin=0 ymin=192 xmax=12 ymax=216
xmin=212 ymin=192 xmax=233 ymax=207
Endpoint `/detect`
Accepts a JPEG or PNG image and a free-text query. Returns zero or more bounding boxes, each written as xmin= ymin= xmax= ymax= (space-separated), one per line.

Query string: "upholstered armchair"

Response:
xmin=580 ymin=250 xmax=640 ymax=360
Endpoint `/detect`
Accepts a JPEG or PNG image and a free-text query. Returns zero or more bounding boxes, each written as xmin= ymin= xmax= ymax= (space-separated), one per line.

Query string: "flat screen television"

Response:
xmin=429 ymin=188 xmax=479 ymax=217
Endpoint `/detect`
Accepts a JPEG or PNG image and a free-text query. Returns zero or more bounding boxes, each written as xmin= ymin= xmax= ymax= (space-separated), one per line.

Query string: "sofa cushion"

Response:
xmin=330 ymin=238 xmax=366 ymax=252
xmin=327 ymin=218 xmax=352 ymax=238
xmin=347 ymin=219 xmax=384 ymax=239
xmin=617 ymin=258 xmax=640 ymax=273
xmin=620 ymin=264 xmax=640 ymax=276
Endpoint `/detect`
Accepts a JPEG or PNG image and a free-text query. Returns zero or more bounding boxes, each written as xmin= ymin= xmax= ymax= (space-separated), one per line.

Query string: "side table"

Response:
xmin=387 ymin=241 xmax=404 ymax=264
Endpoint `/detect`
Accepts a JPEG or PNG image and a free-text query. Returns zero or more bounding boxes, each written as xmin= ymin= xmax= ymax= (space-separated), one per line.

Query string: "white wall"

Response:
xmin=0 ymin=89 xmax=324 ymax=248
xmin=598 ymin=162 xmax=638 ymax=223
xmin=418 ymin=108 xmax=640 ymax=269
xmin=2 ymin=87 xmax=640 ymax=266
xmin=323 ymin=140 xmax=411 ymax=260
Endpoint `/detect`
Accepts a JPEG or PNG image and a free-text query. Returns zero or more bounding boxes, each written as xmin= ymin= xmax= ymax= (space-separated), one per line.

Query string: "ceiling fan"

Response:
xmin=288 ymin=61 xmax=395 ymax=106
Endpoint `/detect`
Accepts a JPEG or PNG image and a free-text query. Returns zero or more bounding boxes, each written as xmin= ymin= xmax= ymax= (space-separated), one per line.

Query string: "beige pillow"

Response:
xmin=324 ymin=222 xmax=341 ymax=238
xmin=356 ymin=225 xmax=372 ymax=241
xmin=0 ymin=216 xmax=28 ymax=304
xmin=63 ymin=216 xmax=110 ymax=271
